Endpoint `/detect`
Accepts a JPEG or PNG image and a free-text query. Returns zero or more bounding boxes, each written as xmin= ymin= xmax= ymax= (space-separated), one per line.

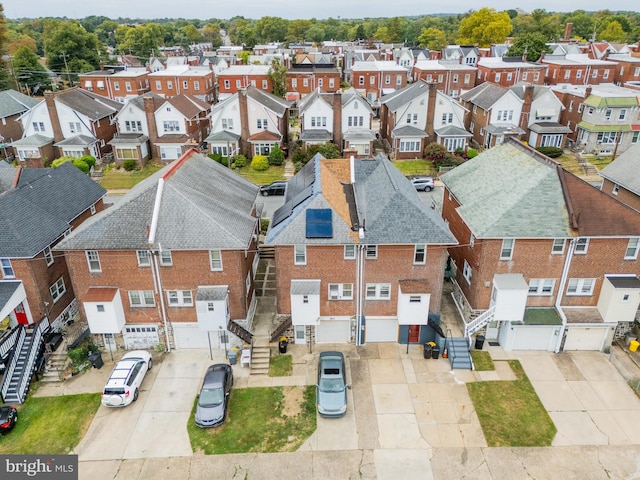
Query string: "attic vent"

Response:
xmin=305 ymin=209 xmax=333 ymax=238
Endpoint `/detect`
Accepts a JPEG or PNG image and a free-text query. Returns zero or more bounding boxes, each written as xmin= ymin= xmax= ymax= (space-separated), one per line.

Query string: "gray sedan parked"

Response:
xmin=316 ymin=351 xmax=350 ymax=418
xmin=195 ymin=364 xmax=233 ymax=428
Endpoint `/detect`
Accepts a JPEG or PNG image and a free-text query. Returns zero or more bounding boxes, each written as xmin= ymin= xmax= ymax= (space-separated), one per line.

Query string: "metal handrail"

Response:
xmin=0 ymin=325 xmax=22 ymax=360
xmin=15 ymin=319 xmax=50 ymax=402
xmin=0 ymin=327 xmax=26 ymax=401
xmin=445 ymin=328 xmax=458 ymax=365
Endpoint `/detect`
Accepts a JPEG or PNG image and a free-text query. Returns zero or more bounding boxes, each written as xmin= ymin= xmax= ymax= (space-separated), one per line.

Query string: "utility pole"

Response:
xmin=60 ymin=52 xmax=71 ymax=87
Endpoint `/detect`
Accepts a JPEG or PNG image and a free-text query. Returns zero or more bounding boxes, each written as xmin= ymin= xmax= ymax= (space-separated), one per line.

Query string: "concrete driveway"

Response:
xmin=74 ymin=349 xmax=218 ymax=461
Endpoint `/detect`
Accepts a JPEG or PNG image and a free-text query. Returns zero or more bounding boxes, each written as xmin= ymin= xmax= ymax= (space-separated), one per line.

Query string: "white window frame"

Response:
xmin=500 ymin=238 xmax=514 ymax=260
xmin=625 ymin=237 xmax=640 ymax=260
xmin=528 ymin=278 xmax=555 ymax=296
xmin=328 ymin=283 xmax=353 ymax=300
xmin=365 ymin=283 xmax=391 ymax=300
xmin=160 ymin=250 xmax=173 ymax=266
xmin=344 ymin=245 xmax=356 ymax=260
xmin=167 ymin=290 xmax=193 ymax=307
xmin=129 ymin=290 xmax=155 ymax=307
xmin=49 ymin=277 xmax=66 ymax=303
xmin=463 ymin=259 xmax=472 ymax=284
xmin=414 ymin=244 xmax=426 ymax=264
xmin=86 ymin=251 xmax=101 ymax=273
xmin=574 ymin=238 xmax=589 ymax=255
xmin=294 ymin=245 xmax=306 ymax=265
xmin=552 ymin=238 xmax=565 ymax=255
xmin=43 ymin=246 xmax=54 ymax=266
xmin=137 ymin=250 xmax=151 ymax=267
xmin=209 ymin=250 xmax=223 ymax=271
xmin=366 ymin=245 xmax=378 ymax=259
xmin=566 ymin=278 xmax=595 ymax=296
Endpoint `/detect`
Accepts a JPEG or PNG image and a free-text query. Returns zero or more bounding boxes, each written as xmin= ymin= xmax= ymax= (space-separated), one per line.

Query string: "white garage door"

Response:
xmin=123 ymin=325 xmax=159 ymax=350
xmin=365 ymin=319 xmax=398 ymax=343
xmin=315 ymin=320 xmax=350 ymax=343
xmin=510 ymin=326 xmax=557 ymax=351
xmin=172 ymin=323 xmax=215 ymax=349
xmin=564 ymin=327 xmax=608 ymax=351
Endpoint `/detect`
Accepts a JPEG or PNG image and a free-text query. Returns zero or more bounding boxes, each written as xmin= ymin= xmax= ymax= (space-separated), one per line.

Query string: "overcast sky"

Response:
xmin=4 ymin=1 xmax=635 ymax=20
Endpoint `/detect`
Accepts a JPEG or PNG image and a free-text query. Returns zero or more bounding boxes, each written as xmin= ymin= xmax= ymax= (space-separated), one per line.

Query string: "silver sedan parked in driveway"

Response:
xmin=316 ymin=351 xmax=350 ymax=418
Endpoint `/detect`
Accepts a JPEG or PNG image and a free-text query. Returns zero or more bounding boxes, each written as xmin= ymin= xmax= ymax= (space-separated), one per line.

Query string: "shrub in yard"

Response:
xmin=467 ymin=148 xmax=478 ymax=159
xmin=424 ymin=143 xmax=449 ymax=164
xmin=251 ymin=155 xmax=269 ymax=171
xmin=268 ymin=145 xmax=285 ymax=166
xmin=123 ymin=159 xmax=137 ymax=171
xmin=72 ymin=159 xmax=90 ymax=173
xmin=80 ymin=155 xmax=96 ymax=169
xmin=536 ymin=146 xmax=563 ymax=158
xmin=261 ymin=218 xmax=270 ymax=234
xmin=234 ymin=154 xmax=247 ymax=168
xmin=208 ymin=153 xmax=223 ymax=163
xmin=50 ymin=156 xmax=74 ymax=168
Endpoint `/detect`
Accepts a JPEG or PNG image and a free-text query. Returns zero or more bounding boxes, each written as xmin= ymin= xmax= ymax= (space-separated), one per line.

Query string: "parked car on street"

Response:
xmin=0 ymin=405 xmax=18 ymax=434
xmin=195 ymin=363 xmax=233 ymax=428
xmin=410 ymin=176 xmax=435 ymax=191
xmin=101 ymin=351 xmax=152 ymax=407
xmin=260 ymin=181 xmax=287 ymax=196
xmin=316 ymin=351 xmax=349 ymax=418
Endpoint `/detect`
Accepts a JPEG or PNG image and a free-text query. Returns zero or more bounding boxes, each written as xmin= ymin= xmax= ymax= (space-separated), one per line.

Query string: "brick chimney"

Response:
xmin=143 ymin=95 xmax=158 ymax=149
xmin=425 ymin=83 xmax=437 ymax=142
xmin=238 ymin=88 xmax=251 ymax=157
xmin=564 ymin=23 xmax=573 ymax=42
xmin=332 ymin=93 xmax=342 ymax=151
xmin=585 ymin=86 xmax=592 ymax=99
xmin=44 ymin=91 xmax=64 ymax=144
xmin=519 ymin=84 xmax=535 ymax=134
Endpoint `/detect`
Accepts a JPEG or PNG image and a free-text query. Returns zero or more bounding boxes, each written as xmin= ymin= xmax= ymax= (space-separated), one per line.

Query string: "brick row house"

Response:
xmin=599 ymin=143 xmax=640 ymax=212
xmin=608 ymin=54 xmax=640 ymax=86
xmin=380 ymin=81 xmax=470 ymax=158
xmin=286 ymin=64 xmax=341 ymax=100
xmin=350 ymin=61 xmax=408 ymax=108
xmin=216 ymin=65 xmax=272 ymax=100
xmin=0 ymin=90 xmax=40 ymax=154
xmin=79 ymin=67 xmax=151 ymax=103
xmin=10 ymin=88 xmax=122 ymax=166
xmin=148 ymin=65 xmax=216 ymax=103
xmin=56 ymin=150 xmax=261 ymax=351
xmin=0 ymin=163 xmax=106 ymax=402
xmin=205 ymin=86 xmax=290 ymax=159
xmin=476 ymin=57 xmax=547 ymax=88
xmin=412 ymin=60 xmax=476 ymax=98
xmin=551 ymin=83 xmax=640 ymax=156
xmin=542 ymin=51 xmax=617 ymax=86
xmin=441 ymin=139 xmax=640 ymax=352
xmin=264 ymin=155 xmax=457 ymax=345
xmin=110 ymin=93 xmax=210 ymax=165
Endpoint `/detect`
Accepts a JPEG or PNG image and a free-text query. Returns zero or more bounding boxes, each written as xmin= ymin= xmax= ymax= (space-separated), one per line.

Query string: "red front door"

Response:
xmin=15 ymin=303 xmax=28 ymax=325
xmin=408 ymin=325 xmax=420 ymax=343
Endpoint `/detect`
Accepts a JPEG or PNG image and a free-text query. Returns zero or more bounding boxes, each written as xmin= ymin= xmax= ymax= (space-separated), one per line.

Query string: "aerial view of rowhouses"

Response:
xmin=1 ymin=7 xmax=640 ymax=403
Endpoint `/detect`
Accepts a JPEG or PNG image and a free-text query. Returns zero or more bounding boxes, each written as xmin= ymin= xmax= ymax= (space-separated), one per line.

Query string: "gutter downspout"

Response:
xmin=151 ymin=250 xmax=171 ymax=352
xmin=554 ymin=238 xmax=575 ymax=353
xmin=355 ymin=241 xmax=365 ymax=346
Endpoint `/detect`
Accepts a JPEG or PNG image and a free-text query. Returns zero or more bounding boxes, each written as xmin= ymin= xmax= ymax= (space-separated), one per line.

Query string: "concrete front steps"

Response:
xmin=41 ymin=352 xmax=67 ymax=383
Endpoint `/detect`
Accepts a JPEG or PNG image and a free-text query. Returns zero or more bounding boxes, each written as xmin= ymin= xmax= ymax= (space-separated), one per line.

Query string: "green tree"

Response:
xmin=94 ymin=19 xmax=119 ymax=48
xmin=287 ymin=20 xmax=311 ymax=43
xmin=116 ymin=23 xmax=165 ymax=58
xmin=506 ymin=32 xmax=551 ymax=62
xmin=599 ymin=20 xmax=625 ymax=41
xmin=203 ymin=23 xmax=222 ymax=48
xmin=43 ymin=21 xmax=105 ymax=78
xmin=418 ymin=27 xmax=447 ymax=50
xmin=305 ymin=25 xmax=325 ymax=44
xmin=268 ymin=58 xmax=287 ymax=98
xmin=457 ymin=8 xmax=512 ymax=47
xmin=12 ymin=45 xmax=51 ymax=94
xmin=182 ymin=24 xmax=201 ymax=44
xmin=228 ymin=17 xmax=257 ymax=48
xmin=238 ymin=50 xmax=249 ymax=65
xmin=0 ymin=4 xmax=10 ymax=90
xmin=268 ymin=145 xmax=285 ymax=165
xmin=255 ymin=16 xmax=288 ymax=43
xmin=251 ymin=155 xmax=269 ymax=171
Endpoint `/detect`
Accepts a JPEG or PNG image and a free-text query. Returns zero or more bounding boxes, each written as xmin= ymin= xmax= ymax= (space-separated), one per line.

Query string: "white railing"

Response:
xmin=464 ymin=306 xmax=496 ymax=340
xmin=1 ymin=327 xmax=26 ymax=402
xmin=0 ymin=326 xmax=21 ymax=360
xmin=14 ymin=318 xmax=50 ymax=402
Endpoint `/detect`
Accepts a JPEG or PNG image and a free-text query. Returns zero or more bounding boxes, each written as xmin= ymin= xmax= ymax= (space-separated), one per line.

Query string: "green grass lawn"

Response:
xmin=555 ymin=153 xmax=584 ymax=176
xmin=235 ymin=165 xmax=286 ymax=185
xmin=586 ymin=155 xmax=612 ymax=171
xmin=467 ymin=360 xmax=556 ymax=447
xmin=0 ymin=393 xmax=100 ymax=454
xmin=392 ymin=160 xmax=436 ymax=176
xmin=99 ymin=163 xmax=163 ymax=190
xmin=269 ymin=353 xmax=292 ymax=376
xmin=188 ymin=386 xmax=316 ymax=454
xmin=470 ymin=350 xmax=495 ymax=371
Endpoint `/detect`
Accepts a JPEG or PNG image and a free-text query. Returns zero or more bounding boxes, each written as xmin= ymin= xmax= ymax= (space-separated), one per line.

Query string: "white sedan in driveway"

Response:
xmin=101 ymin=351 xmax=153 ymax=407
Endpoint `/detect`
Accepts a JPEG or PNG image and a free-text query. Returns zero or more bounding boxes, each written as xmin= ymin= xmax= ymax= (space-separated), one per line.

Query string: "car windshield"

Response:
xmin=319 ymin=378 xmax=345 ymax=393
xmin=199 ymin=387 xmax=224 ymax=407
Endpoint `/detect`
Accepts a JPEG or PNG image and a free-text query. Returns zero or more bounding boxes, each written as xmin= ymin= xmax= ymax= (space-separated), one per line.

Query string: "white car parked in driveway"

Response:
xmin=101 ymin=351 xmax=152 ymax=407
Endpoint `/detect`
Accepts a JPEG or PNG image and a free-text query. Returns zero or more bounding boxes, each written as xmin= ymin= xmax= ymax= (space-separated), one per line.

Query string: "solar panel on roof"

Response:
xmin=306 ymin=208 xmax=332 ymax=238
xmin=271 ymin=203 xmax=293 ymax=228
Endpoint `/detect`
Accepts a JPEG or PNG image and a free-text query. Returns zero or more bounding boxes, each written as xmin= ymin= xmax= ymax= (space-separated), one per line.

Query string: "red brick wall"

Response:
xmin=274 ymin=244 xmax=448 ymax=316
xmin=601 ymin=179 xmax=640 ymax=212
xmin=65 ymin=247 xmax=256 ymax=325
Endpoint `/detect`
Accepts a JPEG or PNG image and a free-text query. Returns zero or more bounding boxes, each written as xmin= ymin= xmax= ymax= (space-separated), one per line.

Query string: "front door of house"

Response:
xmin=15 ymin=303 xmax=28 ymax=325
xmin=408 ymin=325 xmax=420 ymax=343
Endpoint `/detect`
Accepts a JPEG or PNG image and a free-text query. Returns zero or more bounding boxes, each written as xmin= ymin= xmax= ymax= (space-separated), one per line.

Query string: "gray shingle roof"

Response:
xmin=300 ymin=129 xmax=332 ymax=141
xmin=459 ymin=83 xmax=508 ymax=109
xmin=8 ymin=134 xmax=53 ymax=147
xmin=0 ymin=90 xmax=40 ymax=119
xmin=0 ymin=163 xmax=106 ymax=257
xmin=266 ymin=155 xmax=456 ymax=246
xmin=435 ymin=125 xmax=472 ymax=137
xmin=380 ymin=81 xmax=430 ymax=112
xmin=109 ymin=134 xmax=148 ymax=145
xmin=56 ymin=151 xmax=259 ymax=251
xmin=55 ymin=88 xmax=122 ymax=121
xmin=343 ymin=129 xmax=376 ymax=141
xmin=195 ymin=286 xmax=228 ymax=301
xmin=393 ymin=125 xmax=427 ymax=137
xmin=246 ymin=86 xmax=290 ymax=115
xmin=291 ymin=280 xmax=321 ymax=295
xmin=599 ymin=143 xmax=640 ymax=196
xmin=54 ymin=134 xmax=97 ymax=147
xmin=205 ymin=130 xmax=240 ymax=142
xmin=127 ymin=92 xmax=164 ymax=111
xmin=441 ymin=142 xmax=570 ymax=238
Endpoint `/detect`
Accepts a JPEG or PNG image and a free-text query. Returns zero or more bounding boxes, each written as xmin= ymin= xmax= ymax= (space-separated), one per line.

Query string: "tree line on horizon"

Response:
xmin=2 ymin=5 xmax=640 ymax=93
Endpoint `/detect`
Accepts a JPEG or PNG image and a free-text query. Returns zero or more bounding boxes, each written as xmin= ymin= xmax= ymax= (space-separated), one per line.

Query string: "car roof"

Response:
xmin=104 ymin=359 xmax=140 ymax=388
xmin=202 ymin=364 xmax=228 ymax=388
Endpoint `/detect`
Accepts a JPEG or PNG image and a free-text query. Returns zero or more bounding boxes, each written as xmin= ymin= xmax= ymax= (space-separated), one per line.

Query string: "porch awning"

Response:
xmin=0 ymin=281 xmax=26 ymax=322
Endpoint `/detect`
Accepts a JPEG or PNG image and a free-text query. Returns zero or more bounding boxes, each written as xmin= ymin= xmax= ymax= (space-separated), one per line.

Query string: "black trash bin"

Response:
xmin=475 ymin=335 xmax=486 ymax=350
xmin=423 ymin=343 xmax=432 ymax=359
xmin=88 ymin=351 xmax=103 ymax=369
xmin=431 ymin=346 xmax=440 ymax=360
xmin=279 ymin=339 xmax=288 ymax=354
